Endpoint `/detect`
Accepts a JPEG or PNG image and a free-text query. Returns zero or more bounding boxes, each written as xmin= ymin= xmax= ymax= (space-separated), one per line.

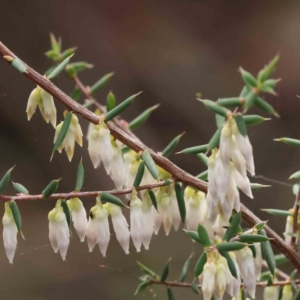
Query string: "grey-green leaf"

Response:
xmin=0 ymin=167 xmax=14 ymax=194
xmin=137 ymin=261 xmax=159 ymax=280
xmin=261 ymin=209 xmax=292 ymax=217
xmin=42 ymin=179 xmax=60 ymax=198
xmin=239 ymin=234 xmax=269 ymax=243
xmin=106 ymin=91 xmax=116 ymax=112
xmin=90 ymin=72 xmax=114 ymax=94
xmin=100 ymin=192 xmax=126 ymax=208
xmin=13 ymin=182 xmax=29 ymax=195
xmin=178 ymin=144 xmax=208 ymax=155
xmin=194 ymin=252 xmax=207 ymax=277
xmin=259 ymin=229 xmax=275 ymax=275
xmin=128 ymin=104 xmax=159 ymax=130
xmin=47 ymin=54 xmax=73 ymax=80
xmin=197 ymin=153 xmax=208 ymax=167
xmin=206 ymin=128 xmax=221 ymax=153
xmin=197 ymin=224 xmax=211 ymax=248
xmin=219 ymin=251 xmax=237 ymax=278
xmin=179 ymin=254 xmax=192 ymax=282
xmin=234 ymin=114 xmax=247 ymax=137
xmin=75 ymin=159 xmax=84 ymax=191
xmin=133 ymin=161 xmax=145 ymax=188
xmin=134 ymin=280 xmax=151 ymax=295
xmin=191 ymin=283 xmax=200 ymax=294
xmin=148 ymin=190 xmax=158 ymax=211
xmin=167 ymin=288 xmax=175 ymax=300
xmin=10 ymin=201 xmax=23 ymax=235
xmin=243 ymin=114 xmax=270 ymax=126
xmin=223 ymin=211 xmax=241 ymax=242
xmin=11 ymin=57 xmax=27 ymax=73
xmin=161 ymin=259 xmax=170 ymax=282
xmin=216 ymin=242 xmax=247 ymax=252
xmin=162 ymin=133 xmax=184 ymax=157
xmin=61 ymin=199 xmax=71 ymax=229
xmin=141 ymin=150 xmax=159 ymax=180
xmin=196 ymin=170 xmax=208 ymax=181
xmin=175 ymin=182 xmax=186 ymax=223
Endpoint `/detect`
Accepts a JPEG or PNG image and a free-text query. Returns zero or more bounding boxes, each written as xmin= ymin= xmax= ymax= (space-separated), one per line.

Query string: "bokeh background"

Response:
xmin=1 ymin=0 xmax=300 ymax=299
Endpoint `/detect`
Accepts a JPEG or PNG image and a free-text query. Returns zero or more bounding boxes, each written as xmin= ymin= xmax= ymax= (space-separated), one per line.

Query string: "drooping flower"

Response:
xmin=48 ymin=200 xmax=70 ymax=261
xmin=170 ymin=187 xmax=181 ymax=231
xmin=281 ymin=284 xmax=293 ymax=300
xmin=2 ymin=202 xmax=18 ymax=263
xmin=157 ymin=189 xmax=173 ymax=236
xmin=86 ymin=200 xmax=110 ymax=257
xmin=130 ymin=190 xmax=143 ymax=252
xmin=67 ymin=198 xmax=87 ymax=242
xmin=108 ymin=203 xmax=130 ymax=254
xmin=53 ymin=112 xmax=83 ymax=161
xmin=26 ymin=86 xmax=57 ymax=128
xmin=141 ymin=191 xmax=154 ymax=249
xmin=263 ymin=285 xmax=280 ymax=300
xmin=253 ymin=243 xmax=263 ymax=280
xmin=199 ymin=256 xmax=217 ymax=300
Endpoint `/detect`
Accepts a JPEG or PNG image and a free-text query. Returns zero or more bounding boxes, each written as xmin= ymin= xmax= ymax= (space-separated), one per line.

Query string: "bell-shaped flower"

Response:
xmin=157 ymin=189 xmax=173 ymax=236
xmin=67 ymin=198 xmax=87 ymax=242
xmin=235 ymin=246 xmax=256 ymax=298
xmin=199 ymin=257 xmax=217 ymax=300
xmin=86 ymin=201 xmax=110 ymax=257
xmin=264 ymin=285 xmax=280 ymax=300
xmin=26 ymin=86 xmax=57 ymax=128
xmin=123 ymin=150 xmax=138 ymax=180
xmin=130 ymin=191 xmax=143 ymax=252
xmin=253 ymin=243 xmax=263 ymax=280
xmin=48 ymin=200 xmax=70 ymax=261
xmin=152 ymin=205 xmax=162 ymax=235
xmin=141 ymin=192 xmax=154 ymax=249
xmin=87 ymin=123 xmax=102 ymax=168
xmin=281 ymin=285 xmax=293 ymax=300
xmin=125 ymin=160 xmax=139 ymax=189
xmin=54 ymin=113 xmax=83 ymax=161
xmin=2 ymin=202 xmax=18 ymax=263
xmin=98 ymin=121 xmax=113 ymax=174
xmin=109 ymin=140 xmax=126 ymax=189
xmin=108 ymin=203 xmax=130 ymax=254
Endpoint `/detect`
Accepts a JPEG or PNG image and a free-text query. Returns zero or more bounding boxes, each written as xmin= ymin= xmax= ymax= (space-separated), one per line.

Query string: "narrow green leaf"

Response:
xmin=90 ymin=72 xmax=114 ymax=94
xmin=241 ymin=288 xmax=246 ymax=300
xmin=249 ymin=244 xmax=257 ymax=258
xmin=293 ymin=184 xmax=299 ymax=196
xmin=254 ymin=221 xmax=267 ymax=232
xmin=194 ymin=252 xmax=207 ymax=277
xmin=134 ymin=280 xmax=150 ymax=295
xmin=261 ymin=209 xmax=292 ymax=217
xmin=60 ymin=47 xmax=77 ymax=60
xmin=260 ymin=271 xmax=271 ymax=281
xmin=239 ymin=234 xmax=269 ymax=243
xmin=223 ymin=211 xmax=241 ymax=242
xmin=243 ymin=114 xmax=270 ymax=126
xmin=61 ymin=200 xmax=71 ymax=229
xmin=51 ymin=112 xmax=73 ymax=159
xmin=67 ymin=61 xmax=93 ymax=73
xmin=200 ymin=99 xmax=230 ymax=117
xmin=186 ymin=230 xmax=201 ymax=243
xmin=216 ymin=242 xmax=247 ymax=252
xmin=178 ymin=144 xmax=208 ymax=155
xmin=197 ymin=224 xmax=211 ymax=248
xmin=255 ymin=97 xmax=278 ymax=116
xmin=11 ymin=57 xmax=27 ymax=73
xmin=49 ymin=33 xmax=61 ymax=53
xmin=105 ymin=92 xmax=141 ymax=122
xmin=196 ymin=170 xmax=208 ymax=181
xmin=259 ymin=229 xmax=275 ymax=275
xmin=161 ymin=259 xmax=171 ymax=282
xmin=71 ymin=87 xmax=81 ymax=101
xmin=206 ymin=128 xmax=221 ymax=153
xmin=106 ymin=91 xmax=116 ymax=112
xmin=197 ymin=153 xmax=208 ymax=167
xmin=42 ymin=179 xmax=60 ymax=198
xmin=234 ymin=114 xmax=247 ymax=137
xmin=175 ymin=182 xmax=186 ymax=223
xmin=274 ymin=254 xmax=288 ymax=266
xmin=217 ymin=97 xmax=244 ymax=107
xmin=141 ymin=150 xmax=159 ymax=180
xmin=215 ymin=114 xmax=226 ymax=129
xmin=162 ymin=132 xmax=184 ymax=157
xmin=240 ymin=68 xmax=257 ymax=88
xmin=290 ymin=171 xmax=300 ymax=180
xmin=258 ymin=55 xmax=279 ymax=82
xmin=128 ymin=104 xmax=160 ymax=130
xmin=293 ymin=289 xmax=300 ymax=300
xmin=148 ymin=190 xmax=157 ymax=211
xmin=167 ymin=288 xmax=175 ymax=300
xmin=0 ymin=167 xmax=14 ymax=194
xmin=121 ymin=146 xmax=131 ymax=155
xmin=13 ymin=182 xmax=29 ymax=195
xmin=100 ymin=192 xmax=126 ymax=208
xmin=191 ymin=283 xmax=200 ymax=294
xmin=133 ymin=161 xmax=145 ymax=188
xmin=44 ymin=65 xmax=56 ymax=77
xmin=250 ymin=183 xmax=271 ymax=190
xmin=75 ymin=159 xmax=84 ymax=191
xmin=179 ymin=254 xmax=192 ymax=282
xmin=219 ymin=251 xmax=237 ymax=278
xmin=244 ymin=92 xmax=257 ymax=110
xmin=9 ymin=201 xmax=23 ymax=235
xmin=47 ymin=54 xmax=73 ymax=80
xmin=45 ymin=50 xmax=58 ymax=60
xmin=240 ymin=86 xmax=249 ymax=97
xmin=137 ymin=261 xmax=159 ymax=280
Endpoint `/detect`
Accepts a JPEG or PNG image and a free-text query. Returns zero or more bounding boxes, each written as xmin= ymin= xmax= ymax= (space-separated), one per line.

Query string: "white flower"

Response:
xmin=264 ymin=285 xmax=280 ymax=300
xmin=123 ymin=150 xmax=138 ymax=181
xmin=2 ymin=202 xmax=18 ymax=263
xmin=48 ymin=201 xmax=70 ymax=261
xmin=109 ymin=141 xmax=126 ymax=189
xmin=152 ymin=205 xmax=162 ymax=235
xmin=157 ymin=191 xmax=173 ymax=236
xmin=125 ymin=160 xmax=139 ymax=189
xmin=67 ymin=198 xmax=87 ymax=242
xmin=141 ymin=192 xmax=154 ymax=249
xmin=253 ymin=243 xmax=263 ymax=280
xmin=98 ymin=122 xmax=113 ymax=174
xmin=53 ymin=113 xmax=83 ymax=161
xmin=235 ymin=246 xmax=256 ymax=298
xmin=284 ymin=215 xmax=294 ymax=244
xmin=87 ymin=124 xmax=102 ymax=168
xmin=130 ymin=192 xmax=143 ymax=252
xmin=87 ymin=201 xmax=110 ymax=257
xmin=26 ymin=86 xmax=57 ymax=128
xmin=109 ymin=203 xmax=130 ymax=254
xmin=281 ymin=285 xmax=293 ymax=300
xmin=199 ymin=258 xmax=217 ymax=300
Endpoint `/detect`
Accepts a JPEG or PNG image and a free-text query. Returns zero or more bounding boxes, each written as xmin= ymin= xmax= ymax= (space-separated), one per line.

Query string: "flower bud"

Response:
xmin=26 ymin=87 xmax=40 ymax=121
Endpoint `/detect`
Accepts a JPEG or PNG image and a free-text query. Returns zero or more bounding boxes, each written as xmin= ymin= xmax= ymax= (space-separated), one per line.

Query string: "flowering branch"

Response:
xmin=0 ymin=41 xmax=300 ymax=274
xmin=0 ymin=181 xmax=171 ymax=201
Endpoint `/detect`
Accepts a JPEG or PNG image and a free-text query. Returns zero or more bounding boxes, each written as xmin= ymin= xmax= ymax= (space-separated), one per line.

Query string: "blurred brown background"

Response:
xmin=0 ymin=0 xmax=300 ymax=299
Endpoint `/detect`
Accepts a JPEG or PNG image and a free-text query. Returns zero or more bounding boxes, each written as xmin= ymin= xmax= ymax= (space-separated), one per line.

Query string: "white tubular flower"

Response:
xmin=130 ymin=191 xmax=143 ymax=252
xmin=231 ymin=164 xmax=253 ymax=199
xmin=67 ymin=198 xmax=87 ymax=242
xmin=87 ymin=124 xmax=102 ymax=168
xmin=86 ymin=216 xmax=98 ymax=252
xmin=284 ymin=215 xmax=294 ymax=244
xmin=98 ymin=121 xmax=113 ymax=174
xmin=220 ymin=122 xmax=233 ymax=167
xmin=48 ymin=201 xmax=70 ymax=261
xmin=109 ymin=204 xmax=130 ymax=254
xmin=123 ymin=150 xmax=138 ymax=180
xmin=142 ymin=192 xmax=154 ymax=249
xmin=199 ymin=258 xmax=217 ymax=300
xmin=281 ymin=285 xmax=293 ymax=300
xmin=253 ymin=243 xmax=263 ymax=280
xmin=227 ymin=252 xmax=241 ymax=299
xmin=264 ymin=285 xmax=280 ymax=300
xmin=213 ymin=213 xmax=229 ymax=237
xmin=170 ymin=188 xmax=181 ymax=231
xmin=158 ymin=193 xmax=173 ymax=236
xmin=125 ymin=160 xmax=139 ymax=189
xmin=109 ymin=141 xmax=126 ymax=190
xmin=2 ymin=203 xmax=18 ymax=264
xmin=235 ymin=247 xmax=256 ymax=298
xmin=54 ymin=113 xmax=83 ymax=162
xmin=27 ymin=86 xmax=57 ymax=128
xmin=152 ymin=205 xmax=162 ymax=235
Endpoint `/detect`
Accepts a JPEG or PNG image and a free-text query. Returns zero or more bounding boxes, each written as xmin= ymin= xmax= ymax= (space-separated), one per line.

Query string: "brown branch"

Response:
xmin=149 ymin=279 xmax=300 ymax=289
xmin=0 ymin=181 xmax=171 ymax=201
xmin=291 ymin=182 xmax=300 ymax=247
xmin=0 ymin=41 xmax=300 ymax=272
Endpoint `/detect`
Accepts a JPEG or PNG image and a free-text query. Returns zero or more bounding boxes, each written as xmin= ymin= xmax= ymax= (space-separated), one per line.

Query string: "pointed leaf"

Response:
xmin=239 ymin=234 xmax=269 ymax=243
xmin=255 ymin=97 xmax=278 ymax=116
xmin=90 ymin=72 xmax=114 ymax=94
xmin=217 ymin=97 xmax=244 ymax=107
xmin=137 ymin=261 xmax=159 ymax=280
xmin=258 ymin=55 xmax=279 ymax=82
xmin=186 ymin=230 xmax=201 ymax=243
xmin=250 ymin=183 xmax=271 ymax=190
xmin=240 ymin=68 xmax=257 ymax=88
xmin=161 ymin=259 xmax=171 ymax=282
xmin=162 ymin=133 xmax=184 ymax=157
xmin=216 ymin=242 xmax=247 ymax=252
xmin=200 ymin=99 xmax=230 ymax=117
xmin=290 ymin=171 xmax=300 ymax=180
xmin=179 ymin=254 xmax=192 ymax=282
xmin=197 ymin=153 xmax=208 ymax=167
xmin=148 ymin=190 xmax=157 ymax=211
xmin=191 ymin=283 xmax=200 ymax=294
xmin=197 ymin=224 xmax=211 ymax=248
xmin=0 ymin=167 xmax=14 ymax=194
xmin=223 ymin=211 xmax=242 ymax=242
xmin=261 ymin=209 xmax=292 ymax=217
xmin=133 ymin=161 xmax=145 ymax=188
xmin=167 ymin=288 xmax=175 ymax=300
xmin=219 ymin=251 xmax=237 ymax=278
xmin=100 ymin=192 xmax=126 ymax=208
xmin=9 ymin=201 xmax=22 ymax=235
xmin=259 ymin=229 xmax=275 ymax=275
xmin=206 ymin=128 xmax=221 ymax=153
xmin=11 ymin=57 xmax=27 ymax=73
xmin=196 ymin=170 xmax=208 ymax=181
xmin=47 ymin=54 xmax=73 ymax=79
xmin=71 ymin=87 xmax=81 ymax=101
xmin=194 ymin=252 xmax=207 ymax=277
xmin=106 ymin=91 xmax=116 ymax=112
xmin=175 ymin=182 xmax=186 ymax=223
xmin=234 ymin=114 xmax=247 ymax=137
xmin=61 ymin=199 xmax=71 ymax=229
xmin=141 ymin=150 xmax=159 ymax=180
xmin=178 ymin=144 xmax=208 ymax=155
xmin=215 ymin=114 xmax=226 ymax=129
xmin=243 ymin=114 xmax=270 ymax=126
xmin=244 ymin=92 xmax=257 ymax=110
xmin=13 ymin=182 xmax=29 ymax=195
xmin=42 ymin=179 xmax=60 ymax=198
xmin=134 ymin=280 xmax=151 ymax=295
xmin=75 ymin=159 xmax=84 ymax=191
xmin=274 ymin=254 xmax=288 ymax=266
xmin=275 ymin=138 xmax=300 ymax=147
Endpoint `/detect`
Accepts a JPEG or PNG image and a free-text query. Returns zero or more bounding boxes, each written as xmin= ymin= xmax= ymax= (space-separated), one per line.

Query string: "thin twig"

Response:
xmin=0 ymin=41 xmax=300 ymax=273
xmin=253 ymin=175 xmax=292 ymax=188
xmin=0 ymin=181 xmax=171 ymax=201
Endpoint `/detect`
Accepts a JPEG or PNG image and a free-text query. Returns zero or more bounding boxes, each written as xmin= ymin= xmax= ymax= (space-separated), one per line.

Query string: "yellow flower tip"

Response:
xmin=3 ymin=55 xmax=14 ymax=62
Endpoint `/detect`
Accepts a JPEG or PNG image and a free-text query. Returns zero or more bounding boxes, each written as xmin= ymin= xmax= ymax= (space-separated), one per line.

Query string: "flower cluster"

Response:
xmin=207 ymin=117 xmax=254 ymax=232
